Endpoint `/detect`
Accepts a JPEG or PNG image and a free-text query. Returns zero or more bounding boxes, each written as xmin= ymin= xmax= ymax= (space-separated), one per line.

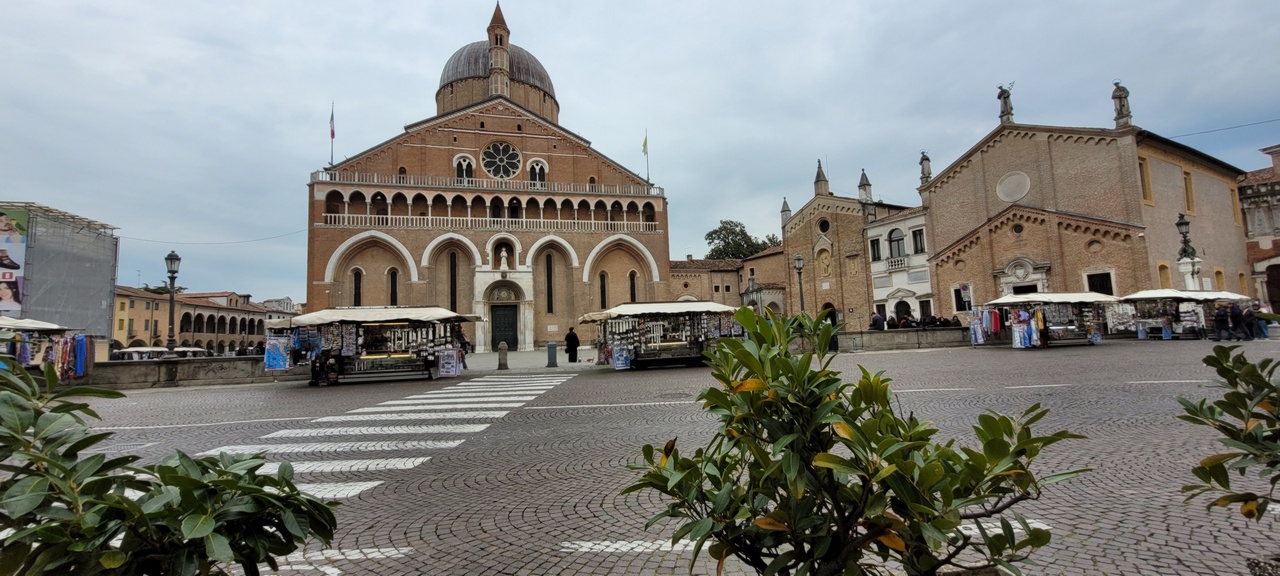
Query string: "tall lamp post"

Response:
xmin=164 ymin=251 xmax=181 ymax=355
xmin=1175 ymin=213 xmax=1202 ymax=291
xmin=794 ymin=254 xmax=805 ymax=314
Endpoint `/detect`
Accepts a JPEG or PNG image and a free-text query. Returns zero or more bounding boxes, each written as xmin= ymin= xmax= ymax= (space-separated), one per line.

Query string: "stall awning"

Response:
xmin=284 ymin=306 xmax=481 ymax=327
xmin=1192 ymin=291 xmax=1252 ymax=302
xmin=984 ymin=292 xmax=1121 ymax=306
xmin=0 ymin=316 xmax=68 ymax=331
xmin=579 ymin=301 xmax=738 ymax=324
xmin=1121 ymin=289 xmax=1200 ymax=301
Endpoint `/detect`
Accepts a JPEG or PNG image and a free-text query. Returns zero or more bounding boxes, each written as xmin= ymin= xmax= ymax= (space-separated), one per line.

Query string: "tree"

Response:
xmin=625 ymin=308 xmax=1089 ymax=576
xmin=141 ymin=283 xmax=187 ymax=294
xmin=705 ymin=220 xmax=774 ymax=260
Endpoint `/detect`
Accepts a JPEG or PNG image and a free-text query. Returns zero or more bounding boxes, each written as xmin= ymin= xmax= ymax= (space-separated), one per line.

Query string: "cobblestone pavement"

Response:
xmin=84 ymin=339 xmax=1280 ymax=575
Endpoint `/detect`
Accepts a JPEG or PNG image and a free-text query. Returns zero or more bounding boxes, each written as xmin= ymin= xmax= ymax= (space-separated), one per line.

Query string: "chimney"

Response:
xmin=686 ymin=254 xmax=693 ymax=261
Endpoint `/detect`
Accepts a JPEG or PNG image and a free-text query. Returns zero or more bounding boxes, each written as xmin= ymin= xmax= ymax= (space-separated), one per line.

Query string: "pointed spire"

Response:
xmin=780 ymin=197 xmax=792 ymax=227
xmin=781 ymin=197 xmax=791 ymax=212
xmin=858 ymin=169 xmax=871 ymax=187
xmin=489 ymin=2 xmax=508 ymax=30
xmin=813 ymin=160 xmax=830 ymax=196
xmin=858 ymin=169 xmax=872 ymax=201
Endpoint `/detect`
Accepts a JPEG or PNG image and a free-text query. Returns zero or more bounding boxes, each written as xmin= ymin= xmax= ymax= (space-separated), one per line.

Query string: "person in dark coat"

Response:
xmin=1230 ymin=302 xmax=1246 ymax=341
xmin=565 ymin=328 xmax=581 ymax=363
xmin=1213 ymin=304 xmax=1235 ymax=342
xmin=868 ymin=312 xmax=885 ymax=331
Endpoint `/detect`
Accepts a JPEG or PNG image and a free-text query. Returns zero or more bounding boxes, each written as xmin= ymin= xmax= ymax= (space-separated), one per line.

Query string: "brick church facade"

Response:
xmin=305 ymin=5 xmax=669 ymax=351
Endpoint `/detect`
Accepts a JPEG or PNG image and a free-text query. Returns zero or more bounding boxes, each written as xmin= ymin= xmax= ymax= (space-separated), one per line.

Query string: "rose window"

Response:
xmin=481 ymin=142 xmax=521 ymax=179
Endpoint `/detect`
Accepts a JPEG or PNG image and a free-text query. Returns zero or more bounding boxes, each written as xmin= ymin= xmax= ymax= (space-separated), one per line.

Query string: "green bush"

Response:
xmin=1179 ymin=345 xmax=1280 ymax=520
xmin=0 ymin=356 xmax=337 ymax=576
xmin=625 ymin=308 xmax=1088 ymax=576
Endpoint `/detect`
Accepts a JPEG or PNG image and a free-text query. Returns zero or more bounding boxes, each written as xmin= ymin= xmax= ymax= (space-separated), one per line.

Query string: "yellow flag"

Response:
xmin=642 ymin=131 xmax=648 ymax=156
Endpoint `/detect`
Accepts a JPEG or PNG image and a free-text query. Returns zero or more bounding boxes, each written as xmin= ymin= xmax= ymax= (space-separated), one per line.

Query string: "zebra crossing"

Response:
xmin=198 ymin=374 xmax=575 ymax=499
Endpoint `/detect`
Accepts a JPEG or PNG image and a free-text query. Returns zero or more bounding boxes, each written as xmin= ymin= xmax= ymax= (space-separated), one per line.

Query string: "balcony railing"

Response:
xmin=320 ymin=213 xmax=660 ymax=233
xmin=311 ymin=171 xmax=664 ymax=197
xmin=885 ymin=257 xmax=909 ymax=271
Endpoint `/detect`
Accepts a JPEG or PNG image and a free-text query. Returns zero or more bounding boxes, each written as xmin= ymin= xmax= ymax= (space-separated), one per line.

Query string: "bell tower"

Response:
xmin=487 ymin=3 xmax=510 ymax=97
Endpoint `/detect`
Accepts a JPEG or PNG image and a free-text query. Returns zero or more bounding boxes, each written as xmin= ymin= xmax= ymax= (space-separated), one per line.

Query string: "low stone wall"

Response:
xmin=83 ymin=357 xmax=308 ymax=390
xmin=838 ymin=327 xmax=972 ymax=352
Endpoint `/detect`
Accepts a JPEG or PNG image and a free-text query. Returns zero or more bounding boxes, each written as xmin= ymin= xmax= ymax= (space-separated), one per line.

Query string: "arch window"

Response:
xmin=449 ymin=252 xmax=458 ymax=311
xmin=455 ymin=157 xmax=475 ymax=181
xmin=324 ymin=191 xmax=344 ymax=214
xmin=490 ymin=197 xmax=504 ymax=219
xmin=1157 ymin=264 xmax=1172 ymax=289
xmin=529 ymin=160 xmax=547 ymax=188
xmin=888 ymin=229 xmax=906 ymax=258
xmin=629 ymin=271 xmax=638 ymax=302
xmin=599 ymin=272 xmax=608 ymax=309
xmin=352 ymin=269 xmax=363 ymax=306
xmin=545 ymin=253 xmax=554 ymax=313
xmin=389 ymin=268 xmax=399 ymax=306
xmin=507 ymin=198 xmax=522 ymax=219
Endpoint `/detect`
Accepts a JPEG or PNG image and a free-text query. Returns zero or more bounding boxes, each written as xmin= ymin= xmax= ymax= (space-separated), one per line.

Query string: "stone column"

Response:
xmin=1178 ymin=257 xmax=1202 ymax=291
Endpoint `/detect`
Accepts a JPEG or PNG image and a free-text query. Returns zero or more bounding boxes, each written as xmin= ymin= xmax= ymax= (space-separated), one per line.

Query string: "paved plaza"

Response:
xmin=85 ymin=339 xmax=1280 ymax=575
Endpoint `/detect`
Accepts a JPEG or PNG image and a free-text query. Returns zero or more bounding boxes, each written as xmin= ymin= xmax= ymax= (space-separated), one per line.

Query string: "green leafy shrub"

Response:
xmin=0 ymin=356 xmax=337 ymax=576
xmin=625 ymin=308 xmax=1088 ymax=576
xmin=1179 ymin=345 xmax=1280 ymax=521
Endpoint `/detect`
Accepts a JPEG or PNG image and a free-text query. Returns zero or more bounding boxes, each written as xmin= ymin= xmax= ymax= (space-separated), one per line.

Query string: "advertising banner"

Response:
xmin=265 ymin=335 xmax=291 ymax=371
xmin=436 ymin=348 xmax=460 ymax=378
xmin=0 ymin=210 xmax=27 ymax=315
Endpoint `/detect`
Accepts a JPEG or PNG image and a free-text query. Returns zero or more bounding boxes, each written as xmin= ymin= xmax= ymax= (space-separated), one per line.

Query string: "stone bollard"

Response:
xmin=547 ymin=342 xmax=558 ymax=368
xmin=497 ymin=341 xmax=509 ymax=370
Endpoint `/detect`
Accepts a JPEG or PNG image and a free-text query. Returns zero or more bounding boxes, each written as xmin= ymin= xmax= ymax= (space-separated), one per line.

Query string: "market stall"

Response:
xmin=0 ymin=316 xmax=89 ymax=377
xmin=1120 ymin=289 xmax=1214 ymax=340
xmin=578 ymin=301 xmax=738 ymax=369
xmin=980 ymin=292 xmax=1120 ymax=348
xmin=276 ymin=306 xmax=480 ymax=383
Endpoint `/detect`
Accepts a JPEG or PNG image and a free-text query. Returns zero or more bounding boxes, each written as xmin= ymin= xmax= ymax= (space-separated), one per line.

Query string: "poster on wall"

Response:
xmin=264 ymin=335 xmax=291 ymax=371
xmin=436 ymin=348 xmax=460 ymax=378
xmin=0 ymin=210 xmax=27 ymax=315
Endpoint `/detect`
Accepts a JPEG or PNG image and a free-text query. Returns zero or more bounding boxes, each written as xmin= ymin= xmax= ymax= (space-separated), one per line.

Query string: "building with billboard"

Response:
xmin=0 ymin=202 xmax=118 ymax=336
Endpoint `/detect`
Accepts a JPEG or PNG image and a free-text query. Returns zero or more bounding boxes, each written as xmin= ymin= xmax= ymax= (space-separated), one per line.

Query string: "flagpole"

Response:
xmin=329 ymin=102 xmax=335 ymax=167
xmin=644 ymin=129 xmax=650 ymax=182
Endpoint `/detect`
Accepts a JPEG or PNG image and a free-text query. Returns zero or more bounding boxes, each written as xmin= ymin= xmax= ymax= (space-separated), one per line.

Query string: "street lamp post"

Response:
xmin=164 ymin=251 xmax=181 ymax=355
xmin=1175 ymin=213 xmax=1202 ymax=291
xmin=794 ymin=254 xmax=805 ymax=314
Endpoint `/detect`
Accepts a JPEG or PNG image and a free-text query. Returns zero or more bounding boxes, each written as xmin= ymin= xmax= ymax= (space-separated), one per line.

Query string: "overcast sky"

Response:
xmin=3 ymin=1 xmax=1278 ymax=304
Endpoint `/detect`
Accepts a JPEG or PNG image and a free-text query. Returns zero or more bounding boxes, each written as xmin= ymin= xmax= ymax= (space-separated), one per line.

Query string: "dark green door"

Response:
xmin=491 ymin=305 xmax=518 ymax=351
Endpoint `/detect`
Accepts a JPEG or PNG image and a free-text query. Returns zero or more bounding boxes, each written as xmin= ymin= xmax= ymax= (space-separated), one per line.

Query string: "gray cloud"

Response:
xmin=3 ymin=1 xmax=1276 ymax=303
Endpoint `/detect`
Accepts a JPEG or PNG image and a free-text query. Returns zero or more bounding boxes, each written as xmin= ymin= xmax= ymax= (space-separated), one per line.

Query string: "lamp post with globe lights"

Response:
xmin=794 ymin=254 xmax=805 ymax=314
xmin=164 ymin=251 xmax=181 ymax=356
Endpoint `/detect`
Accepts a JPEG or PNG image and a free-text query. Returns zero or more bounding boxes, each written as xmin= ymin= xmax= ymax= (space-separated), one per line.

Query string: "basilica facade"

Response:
xmin=305 ymin=5 xmax=669 ymax=351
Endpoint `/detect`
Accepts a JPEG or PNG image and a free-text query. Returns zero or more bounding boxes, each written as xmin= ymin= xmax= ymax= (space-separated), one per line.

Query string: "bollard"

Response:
xmin=547 ymin=342 xmax=558 ymax=367
xmin=497 ymin=341 xmax=509 ymax=370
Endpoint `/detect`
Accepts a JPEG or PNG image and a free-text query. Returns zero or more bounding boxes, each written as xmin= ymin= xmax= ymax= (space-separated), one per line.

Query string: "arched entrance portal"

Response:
xmin=486 ymin=281 xmax=525 ymax=352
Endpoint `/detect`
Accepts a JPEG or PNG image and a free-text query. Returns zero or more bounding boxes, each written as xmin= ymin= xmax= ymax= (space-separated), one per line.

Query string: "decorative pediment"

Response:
xmin=886 ymin=288 xmax=917 ymax=299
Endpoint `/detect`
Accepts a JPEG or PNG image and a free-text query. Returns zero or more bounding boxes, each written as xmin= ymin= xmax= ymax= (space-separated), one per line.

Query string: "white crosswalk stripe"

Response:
xmin=199 ymin=440 xmax=464 ymax=455
xmin=259 ymin=458 xmax=429 ymax=475
xmin=315 ymin=411 xmax=509 ymax=422
xmin=264 ymin=424 xmax=489 ymax=438
xmin=312 ymin=409 xmax=506 ymax=422
xmin=348 ymin=402 xmax=524 ymax=413
xmin=223 ymin=374 xmax=575 ymax=500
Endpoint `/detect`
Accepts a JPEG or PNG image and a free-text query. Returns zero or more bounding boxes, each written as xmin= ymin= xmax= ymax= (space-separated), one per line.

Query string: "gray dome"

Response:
xmin=438 ymin=41 xmax=556 ymax=98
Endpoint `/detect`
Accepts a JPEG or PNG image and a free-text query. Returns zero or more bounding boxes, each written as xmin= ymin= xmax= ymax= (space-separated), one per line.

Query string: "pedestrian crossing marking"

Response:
xmin=263 ymin=424 xmax=489 ymax=438
xmin=380 ymin=396 xmax=538 ymax=404
xmin=199 ymin=440 xmax=464 ymax=456
xmin=295 ymin=481 xmax=383 ymax=499
xmin=348 ymin=402 xmax=524 ymax=413
xmin=315 ymin=411 xmax=508 ymax=422
xmin=258 ymin=458 xmax=429 ymax=475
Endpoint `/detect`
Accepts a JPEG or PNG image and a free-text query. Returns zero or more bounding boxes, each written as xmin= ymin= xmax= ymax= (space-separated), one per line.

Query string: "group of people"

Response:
xmin=868 ymin=312 xmax=963 ymax=331
xmin=1212 ymin=301 xmax=1271 ymax=342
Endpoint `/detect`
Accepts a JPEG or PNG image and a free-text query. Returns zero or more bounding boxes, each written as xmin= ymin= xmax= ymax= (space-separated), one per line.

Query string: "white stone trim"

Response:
xmin=484 ymin=233 xmax=525 ymax=268
xmin=323 ymin=231 xmax=418 ymax=283
xmin=420 ymin=233 xmax=483 ymax=267
xmin=581 ymin=234 xmax=661 ymax=283
xmin=523 ymin=235 xmax=580 ymax=268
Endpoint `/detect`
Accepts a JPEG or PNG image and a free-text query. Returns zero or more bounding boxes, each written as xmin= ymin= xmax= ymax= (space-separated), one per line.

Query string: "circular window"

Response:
xmin=996 ymin=171 xmax=1031 ymax=203
xmin=954 ymin=259 xmax=967 ymax=271
xmin=1087 ymin=240 xmax=1103 ymax=253
xmin=1013 ymin=224 xmax=1024 ymax=234
xmin=682 ymin=282 xmax=690 ymax=289
xmin=481 ymin=142 xmax=521 ymax=179
xmin=818 ymin=219 xmax=830 ymax=233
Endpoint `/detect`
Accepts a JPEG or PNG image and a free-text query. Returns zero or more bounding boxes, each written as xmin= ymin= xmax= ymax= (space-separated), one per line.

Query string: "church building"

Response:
xmin=305 ymin=5 xmax=670 ymax=351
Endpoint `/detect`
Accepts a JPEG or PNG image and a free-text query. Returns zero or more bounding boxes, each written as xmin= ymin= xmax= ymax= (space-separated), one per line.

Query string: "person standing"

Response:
xmin=1230 ymin=302 xmax=1246 ymax=341
xmin=565 ymin=327 xmax=580 ymax=363
xmin=1257 ymin=303 xmax=1272 ymax=339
